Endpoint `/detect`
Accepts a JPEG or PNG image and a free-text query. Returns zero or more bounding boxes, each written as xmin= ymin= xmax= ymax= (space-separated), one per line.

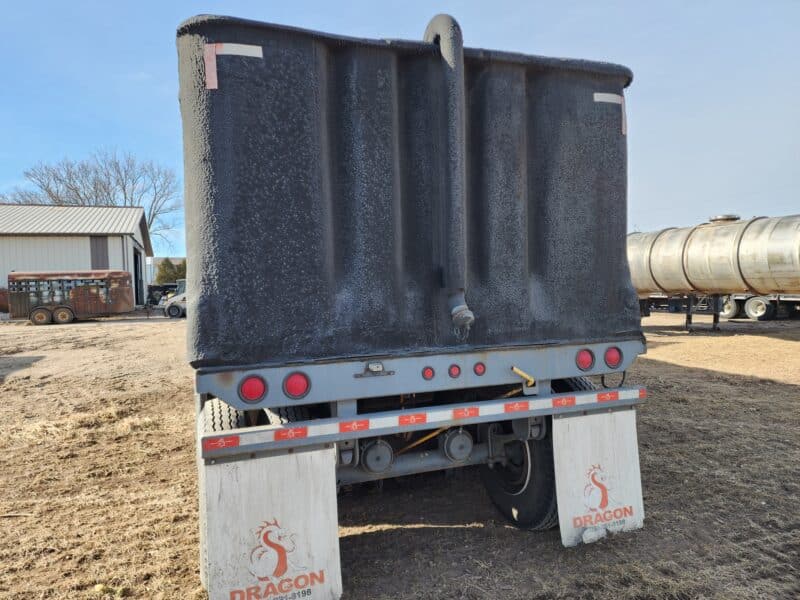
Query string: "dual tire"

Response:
xmin=744 ymin=296 xmax=775 ymax=321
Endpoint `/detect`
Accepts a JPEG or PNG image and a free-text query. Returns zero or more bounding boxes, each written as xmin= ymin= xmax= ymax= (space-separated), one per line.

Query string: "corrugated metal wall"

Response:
xmin=0 ymin=236 xmax=130 ymax=286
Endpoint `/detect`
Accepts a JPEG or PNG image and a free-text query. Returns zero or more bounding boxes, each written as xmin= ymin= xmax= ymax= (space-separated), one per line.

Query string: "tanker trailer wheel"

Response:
xmin=719 ymin=296 xmax=741 ymax=319
xmin=265 ymin=406 xmax=310 ymax=424
xmin=29 ymin=308 xmax=52 ymax=325
xmin=744 ymin=296 xmax=775 ymax=321
xmin=204 ymin=398 xmax=247 ymax=432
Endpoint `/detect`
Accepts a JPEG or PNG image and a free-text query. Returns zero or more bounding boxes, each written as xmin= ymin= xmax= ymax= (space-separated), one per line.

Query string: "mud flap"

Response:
xmin=552 ymin=408 xmax=645 ymax=547
xmin=199 ymin=446 xmax=343 ymax=600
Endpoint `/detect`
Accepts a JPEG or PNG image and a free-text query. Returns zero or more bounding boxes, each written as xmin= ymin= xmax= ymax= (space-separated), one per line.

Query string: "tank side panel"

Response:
xmin=740 ymin=216 xmax=800 ymax=294
xmin=649 ymin=227 xmax=693 ymax=293
xmin=627 ymin=231 xmax=662 ymax=296
xmin=684 ymin=222 xmax=748 ymax=294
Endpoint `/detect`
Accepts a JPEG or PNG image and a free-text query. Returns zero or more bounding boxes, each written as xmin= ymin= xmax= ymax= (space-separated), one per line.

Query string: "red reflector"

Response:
xmin=473 ymin=362 xmax=486 ymax=376
xmin=202 ymin=435 xmax=240 ymax=452
xmin=339 ymin=419 xmax=369 ymax=433
xmin=239 ymin=376 xmax=266 ymax=402
xmin=504 ymin=400 xmax=529 ymax=413
xmin=552 ymin=396 xmax=576 ymax=408
xmin=275 ymin=427 xmax=308 ymax=441
xmin=448 ymin=364 xmax=461 ymax=378
xmin=422 ymin=366 xmax=435 ymax=380
xmin=453 ymin=407 xmax=479 ymax=419
xmin=639 ymin=388 xmax=647 ymax=399
xmin=283 ymin=372 xmax=310 ymax=399
xmin=597 ymin=391 xmax=619 ymax=402
xmin=604 ymin=346 xmax=622 ymax=368
xmin=576 ymin=349 xmax=594 ymax=371
xmin=399 ymin=413 xmax=427 ymax=426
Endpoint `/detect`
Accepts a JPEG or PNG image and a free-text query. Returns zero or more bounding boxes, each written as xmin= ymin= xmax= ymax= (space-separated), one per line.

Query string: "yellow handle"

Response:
xmin=511 ymin=366 xmax=535 ymax=387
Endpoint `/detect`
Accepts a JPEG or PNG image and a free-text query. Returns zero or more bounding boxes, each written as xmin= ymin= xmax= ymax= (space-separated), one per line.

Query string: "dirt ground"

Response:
xmin=0 ymin=312 xmax=798 ymax=599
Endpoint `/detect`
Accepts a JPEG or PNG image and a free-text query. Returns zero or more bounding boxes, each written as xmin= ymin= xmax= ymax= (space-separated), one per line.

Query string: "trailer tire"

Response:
xmin=52 ymin=307 xmax=75 ymax=324
xmin=480 ymin=377 xmax=595 ymax=531
xmin=744 ymin=296 xmax=775 ymax=321
xmin=30 ymin=308 xmax=52 ymax=325
xmin=719 ymin=296 xmax=741 ymax=319
xmin=204 ymin=398 xmax=247 ymax=432
xmin=266 ymin=406 xmax=310 ymax=424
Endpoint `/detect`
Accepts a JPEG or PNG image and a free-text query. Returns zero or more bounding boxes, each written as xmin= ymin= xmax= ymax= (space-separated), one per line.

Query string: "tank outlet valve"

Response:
xmin=361 ymin=439 xmax=394 ymax=474
xmin=441 ymin=428 xmax=474 ymax=462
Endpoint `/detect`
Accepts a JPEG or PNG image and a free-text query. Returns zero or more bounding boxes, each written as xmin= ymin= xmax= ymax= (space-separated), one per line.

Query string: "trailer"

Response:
xmin=629 ymin=214 xmax=800 ymax=327
xmin=178 ymin=14 xmax=646 ymax=599
xmin=7 ymin=270 xmax=134 ymax=324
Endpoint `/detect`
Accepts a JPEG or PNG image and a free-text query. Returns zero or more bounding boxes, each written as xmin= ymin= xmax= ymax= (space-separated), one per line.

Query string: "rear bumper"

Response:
xmin=200 ymin=385 xmax=646 ymax=459
xmin=196 ymin=338 xmax=646 ymax=411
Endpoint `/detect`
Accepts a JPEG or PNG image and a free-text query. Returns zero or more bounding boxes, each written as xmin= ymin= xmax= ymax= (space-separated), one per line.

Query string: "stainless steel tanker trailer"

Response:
xmin=628 ymin=214 xmax=800 ymax=322
xmin=178 ymin=14 xmax=647 ymax=599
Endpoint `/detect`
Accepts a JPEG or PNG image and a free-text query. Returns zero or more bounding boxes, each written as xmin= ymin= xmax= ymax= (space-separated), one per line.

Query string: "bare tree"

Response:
xmin=0 ymin=150 xmax=181 ymax=242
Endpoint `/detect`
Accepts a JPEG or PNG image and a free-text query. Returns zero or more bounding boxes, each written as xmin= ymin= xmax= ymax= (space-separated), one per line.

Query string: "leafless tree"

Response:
xmin=0 ymin=150 xmax=181 ymax=242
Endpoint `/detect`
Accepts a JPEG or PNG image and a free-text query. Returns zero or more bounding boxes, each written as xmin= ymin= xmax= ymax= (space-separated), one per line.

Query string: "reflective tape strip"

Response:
xmin=200 ymin=387 xmax=647 ymax=457
xmin=204 ymin=43 xmax=264 ymax=90
xmin=593 ymin=92 xmax=627 ymax=135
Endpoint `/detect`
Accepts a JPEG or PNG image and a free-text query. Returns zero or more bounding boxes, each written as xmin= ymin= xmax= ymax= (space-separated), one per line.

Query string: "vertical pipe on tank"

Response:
xmin=424 ymin=14 xmax=474 ymax=330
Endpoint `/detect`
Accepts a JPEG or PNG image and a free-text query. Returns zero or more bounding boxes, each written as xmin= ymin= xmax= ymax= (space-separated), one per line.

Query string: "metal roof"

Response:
xmin=0 ymin=204 xmax=153 ymax=256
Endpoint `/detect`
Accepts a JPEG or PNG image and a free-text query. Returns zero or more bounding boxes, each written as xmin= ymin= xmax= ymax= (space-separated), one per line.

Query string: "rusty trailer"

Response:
xmin=7 ymin=270 xmax=134 ymax=324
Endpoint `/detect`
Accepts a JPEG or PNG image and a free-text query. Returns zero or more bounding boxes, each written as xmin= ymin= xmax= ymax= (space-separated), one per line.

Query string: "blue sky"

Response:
xmin=1 ymin=1 xmax=797 ymax=256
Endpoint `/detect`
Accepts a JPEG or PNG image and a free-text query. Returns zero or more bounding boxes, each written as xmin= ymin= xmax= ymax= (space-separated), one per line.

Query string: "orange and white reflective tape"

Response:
xmin=201 ymin=387 xmax=646 ymax=456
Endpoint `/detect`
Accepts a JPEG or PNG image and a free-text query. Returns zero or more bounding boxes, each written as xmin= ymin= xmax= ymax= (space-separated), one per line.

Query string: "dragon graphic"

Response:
xmin=249 ymin=519 xmax=299 ymax=581
xmin=583 ymin=464 xmax=609 ymax=512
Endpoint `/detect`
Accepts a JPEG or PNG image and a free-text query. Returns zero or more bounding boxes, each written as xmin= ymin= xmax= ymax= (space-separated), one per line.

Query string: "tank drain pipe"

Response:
xmin=424 ymin=14 xmax=474 ymax=332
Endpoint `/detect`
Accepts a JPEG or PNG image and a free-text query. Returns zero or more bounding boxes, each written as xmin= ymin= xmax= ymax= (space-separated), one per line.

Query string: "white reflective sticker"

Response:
xmin=593 ymin=92 xmax=627 ymax=135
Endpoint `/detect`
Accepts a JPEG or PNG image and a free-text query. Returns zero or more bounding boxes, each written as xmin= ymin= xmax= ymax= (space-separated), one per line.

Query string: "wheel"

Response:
xmin=29 ymin=308 xmax=52 ymax=325
xmin=744 ymin=296 xmax=775 ymax=321
xmin=204 ymin=398 xmax=247 ymax=432
xmin=265 ymin=405 xmax=310 ymax=424
xmin=719 ymin=296 xmax=741 ymax=319
xmin=52 ymin=307 xmax=75 ymax=324
xmin=167 ymin=304 xmax=183 ymax=318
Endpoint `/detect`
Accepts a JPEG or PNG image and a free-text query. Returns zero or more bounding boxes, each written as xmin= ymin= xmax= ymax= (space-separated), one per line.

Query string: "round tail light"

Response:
xmin=473 ymin=362 xmax=486 ymax=376
xmin=422 ymin=366 xmax=435 ymax=380
xmin=604 ymin=347 xmax=622 ymax=368
xmin=576 ymin=349 xmax=594 ymax=371
xmin=239 ymin=375 xmax=267 ymax=402
xmin=283 ymin=372 xmax=310 ymax=399
xmin=448 ymin=364 xmax=461 ymax=378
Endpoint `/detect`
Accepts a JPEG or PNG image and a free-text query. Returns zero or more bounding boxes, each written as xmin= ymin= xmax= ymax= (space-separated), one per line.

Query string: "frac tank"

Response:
xmin=627 ymin=215 xmax=800 ymax=297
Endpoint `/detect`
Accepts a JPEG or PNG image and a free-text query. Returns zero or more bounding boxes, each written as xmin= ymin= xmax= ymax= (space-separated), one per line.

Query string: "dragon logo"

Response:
xmin=249 ymin=519 xmax=302 ymax=581
xmin=583 ymin=464 xmax=610 ymax=512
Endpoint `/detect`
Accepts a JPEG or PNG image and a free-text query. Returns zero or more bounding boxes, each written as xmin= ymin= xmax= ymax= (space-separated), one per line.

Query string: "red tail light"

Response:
xmin=473 ymin=362 xmax=486 ymax=376
xmin=283 ymin=372 xmax=310 ymax=399
xmin=422 ymin=366 xmax=435 ymax=380
xmin=604 ymin=347 xmax=622 ymax=368
xmin=239 ymin=375 xmax=267 ymax=402
xmin=448 ymin=364 xmax=461 ymax=378
xmin=576 ymin=349 xmax=594 ymax=371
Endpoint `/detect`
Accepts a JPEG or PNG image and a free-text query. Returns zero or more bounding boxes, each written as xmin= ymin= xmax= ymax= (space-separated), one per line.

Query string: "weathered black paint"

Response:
xmin=177 ymin=15 xmax=641 ymax=368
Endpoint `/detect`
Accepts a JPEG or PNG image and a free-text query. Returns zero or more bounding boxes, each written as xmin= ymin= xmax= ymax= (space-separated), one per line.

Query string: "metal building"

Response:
xmin=0 ymin=204 xmax=154 ymax=306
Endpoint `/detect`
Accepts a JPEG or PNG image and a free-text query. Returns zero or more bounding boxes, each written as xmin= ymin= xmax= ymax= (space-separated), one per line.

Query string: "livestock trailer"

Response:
xmin=7 ymin=270 xmax=134 ymax=324
xmin=178 ymin=13 xmax=647 ymax=599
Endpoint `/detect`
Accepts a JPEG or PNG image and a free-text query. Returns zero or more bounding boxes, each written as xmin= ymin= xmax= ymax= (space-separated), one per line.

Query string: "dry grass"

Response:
xmin=0 ymin=313 xmax=798 ymax=599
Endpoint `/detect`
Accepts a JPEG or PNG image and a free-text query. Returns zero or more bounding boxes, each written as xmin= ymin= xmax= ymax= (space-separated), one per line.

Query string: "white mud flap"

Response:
xmin=199 ymin=447 xmax=343 ymax=600
xmin=553 ymin=408 xmax=644 ymax=547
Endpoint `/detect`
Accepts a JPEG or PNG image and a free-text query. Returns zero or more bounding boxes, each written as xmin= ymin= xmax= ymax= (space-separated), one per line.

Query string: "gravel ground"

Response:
xmin=0 ymin=312 xmax=798 ymax=599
